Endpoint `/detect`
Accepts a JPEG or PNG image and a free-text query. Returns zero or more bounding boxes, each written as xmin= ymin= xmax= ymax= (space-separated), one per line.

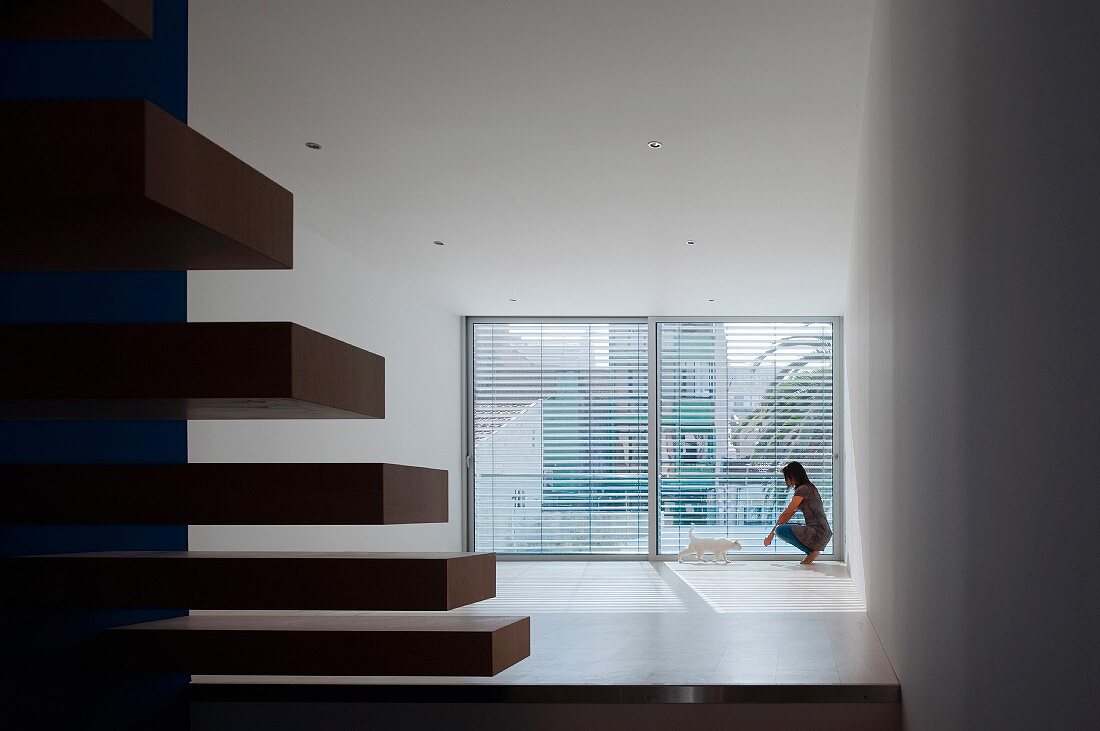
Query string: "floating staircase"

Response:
xmin=0 ymin=322 xmax=384 ymax=419
xmin=1 ymin=463 xmax=447 ymax=524
xmin=0 ymin=99 xmax=292 ymax=270
xmin=1 ymin=0 xmax=153 ymax=40
xmin=1 ymin=90 xmax=529 ymax=694
xmin=3 ymin=551 xmax=497 ymax=610
xmin=98 ymin=615 xmax=531 ymax=677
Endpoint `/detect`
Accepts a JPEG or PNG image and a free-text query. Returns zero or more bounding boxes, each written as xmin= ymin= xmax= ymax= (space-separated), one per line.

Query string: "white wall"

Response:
xmin=846 ymin=2 xmax=1098 ymax=728
xmin=840 ymin=373 xmax=865 ymax=600
xmin=187 ymin=225 xmax=464 ymax=552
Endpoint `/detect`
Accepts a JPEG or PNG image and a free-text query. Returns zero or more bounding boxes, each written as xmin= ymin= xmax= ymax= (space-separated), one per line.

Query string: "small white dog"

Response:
xmin=676 ymin=527 xmax=742 ymax=563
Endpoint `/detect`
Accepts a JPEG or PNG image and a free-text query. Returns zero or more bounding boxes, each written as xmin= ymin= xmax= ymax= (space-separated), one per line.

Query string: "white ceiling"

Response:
xmin=189 ymin=0 xmax=873 ymax=315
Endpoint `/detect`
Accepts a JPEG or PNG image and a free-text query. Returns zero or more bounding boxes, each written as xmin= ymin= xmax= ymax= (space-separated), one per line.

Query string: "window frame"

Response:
xmin=464 ymin=315 xmax=844 ymax=561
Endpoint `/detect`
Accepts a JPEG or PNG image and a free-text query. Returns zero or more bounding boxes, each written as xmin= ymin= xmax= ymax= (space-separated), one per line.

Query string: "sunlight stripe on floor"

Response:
xmin=667 ymin=563 xmax=865 ymax=613
xmin=456 ymin=567 xmax=689 ymax=613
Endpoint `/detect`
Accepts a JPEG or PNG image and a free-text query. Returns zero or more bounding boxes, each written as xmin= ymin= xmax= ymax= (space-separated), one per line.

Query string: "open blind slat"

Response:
xmin=472 ymin=322 xmax=649 ymax=554
xmin=657 ymin=322 xmax=835 ymax=555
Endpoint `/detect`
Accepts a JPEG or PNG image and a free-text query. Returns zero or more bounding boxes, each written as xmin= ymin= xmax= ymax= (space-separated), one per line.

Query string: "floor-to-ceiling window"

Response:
xmin=469 ymin=318 xmax=839 ymax=557
xmin=656 ymin=320 xmax=836 ymax=556
xmin=470 ymin=320 xmax=649 ymax=554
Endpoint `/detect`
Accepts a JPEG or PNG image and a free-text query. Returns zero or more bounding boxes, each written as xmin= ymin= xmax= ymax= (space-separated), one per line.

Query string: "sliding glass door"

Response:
xmin=656 ymin=320 xmax=836 ymax=556
xmin=469 ymin=318 xmax=839 ymax=557
xmin=470 ymin=321 xmax=649 ymax=554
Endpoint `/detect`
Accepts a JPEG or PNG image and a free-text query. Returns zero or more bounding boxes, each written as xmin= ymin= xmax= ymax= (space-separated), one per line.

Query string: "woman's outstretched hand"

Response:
xmin=764 ymin=530 xmax=774 ymax=547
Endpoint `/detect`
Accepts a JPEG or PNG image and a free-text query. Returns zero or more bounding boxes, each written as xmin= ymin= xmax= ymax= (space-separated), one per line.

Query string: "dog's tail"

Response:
xmin=689 ymin=527 xmax=695 ymax=539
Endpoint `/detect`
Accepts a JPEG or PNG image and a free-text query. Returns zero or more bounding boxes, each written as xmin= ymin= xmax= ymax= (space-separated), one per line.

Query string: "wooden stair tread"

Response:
xmin=100 ymin=615 xmax=531 ymax=677
xmin=0 ymin=99 xmax=292 ymax=270
xmin=0 ymin=463 xmax=446 ymax=524
xmin=18 ymin=551 xmax=486 ymax=559
xmin=0 ymin=322 xmax=384 ymax=419
xmin=2 ymin=552 xmax=496 ymax=610
xmin=119 ymin=614 xmax=525 ymax=632
xmin=1 ymin=1 xmax=153 ymax=39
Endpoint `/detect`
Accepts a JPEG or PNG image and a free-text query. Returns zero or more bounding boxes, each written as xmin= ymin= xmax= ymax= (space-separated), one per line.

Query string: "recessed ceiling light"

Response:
xmin=433 ymin=240 xmax=445 ymax=246
xmin=686 ymin=240 xmax=696 ymax=246
xmin=647 ymin=140 xmax=662 ymax=149
xmin=707 ymin=298 xmax=716 ymax=302
xmin=508 ymin=298 xmax=518 ymax=302
xmin=305 ymin=142 xmax=322 ymax=150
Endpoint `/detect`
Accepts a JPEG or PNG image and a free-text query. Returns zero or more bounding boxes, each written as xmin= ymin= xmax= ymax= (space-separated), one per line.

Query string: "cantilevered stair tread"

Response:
xmin=1 ymin=1 xmax=153 ymax=39
xmin=1 ymin=552 xmax=495 ymax=610
xmin=0 ymin=463 xmax=446 ymax=525
xmin=0 ymin=99 xmax=292 ymax=269
xmin=99 ymin=615 xmax=531 ymax=677
xmin=0 ymin=322 xmax=384 ymax=419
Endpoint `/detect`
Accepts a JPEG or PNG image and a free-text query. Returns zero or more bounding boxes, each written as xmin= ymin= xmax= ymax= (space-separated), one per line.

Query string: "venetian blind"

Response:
xmin=472 ymin=322 xmax=649 ymax=554
xmin=657 ymin=321 xmax=835 ymax=555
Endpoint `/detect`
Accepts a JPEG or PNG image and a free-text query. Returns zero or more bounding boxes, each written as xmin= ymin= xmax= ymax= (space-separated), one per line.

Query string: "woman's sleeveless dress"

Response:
xmin=791 ymin=482 xmax=832 ymax=551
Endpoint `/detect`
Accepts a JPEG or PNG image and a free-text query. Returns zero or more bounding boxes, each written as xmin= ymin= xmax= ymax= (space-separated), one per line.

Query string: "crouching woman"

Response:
xmin=764 ymin=461 xmax=832 ymax=565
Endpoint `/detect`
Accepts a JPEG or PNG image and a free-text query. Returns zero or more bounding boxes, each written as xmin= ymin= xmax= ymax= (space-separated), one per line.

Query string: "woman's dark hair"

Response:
xmin=781 ymin=461 xmax=810 ymax=486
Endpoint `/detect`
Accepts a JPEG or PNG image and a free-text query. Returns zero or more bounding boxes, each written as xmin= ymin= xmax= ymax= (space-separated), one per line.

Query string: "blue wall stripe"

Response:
xmin=0 ymin=271 xmax=186 ymax=323
xmin=1 ymin=1 xmax=192 ymax=726
xmin=0 ymin=0 xmax=188 ymax=120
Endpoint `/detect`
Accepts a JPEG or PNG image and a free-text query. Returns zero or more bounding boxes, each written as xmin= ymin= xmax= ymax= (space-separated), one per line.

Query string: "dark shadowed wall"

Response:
xmin=846 ymin=1 xmax=1099 ymax=728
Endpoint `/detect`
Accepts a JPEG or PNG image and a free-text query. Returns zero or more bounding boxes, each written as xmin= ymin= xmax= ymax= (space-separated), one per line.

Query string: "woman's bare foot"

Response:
xmin=800 ymin=550 xmax=820 ymax=565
